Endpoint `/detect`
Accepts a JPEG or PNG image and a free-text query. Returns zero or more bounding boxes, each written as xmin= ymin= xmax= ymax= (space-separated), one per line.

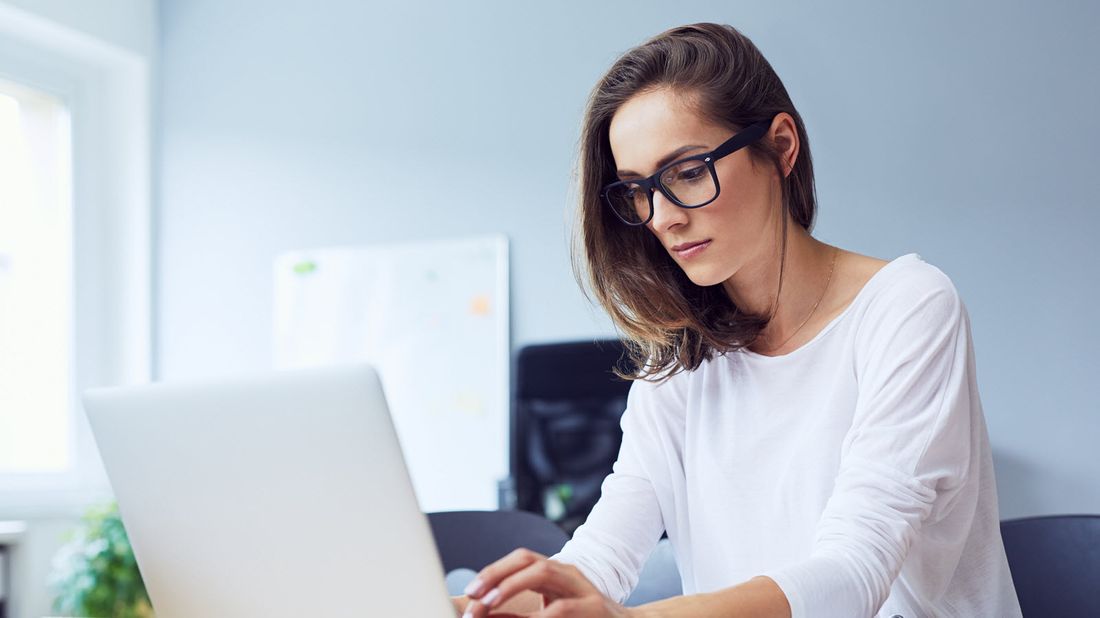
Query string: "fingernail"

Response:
xmin=482 ymin=587 xmax=501 ymax=608
xmin=463 ymin=577 xmax=484 ymax=597
xmin=462 ymin=609 xmax=473 ymax=618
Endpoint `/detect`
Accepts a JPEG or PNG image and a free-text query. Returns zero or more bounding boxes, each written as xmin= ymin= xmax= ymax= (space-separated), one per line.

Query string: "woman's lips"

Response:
xmin=673 ymin=240 xmax=712 ymax=259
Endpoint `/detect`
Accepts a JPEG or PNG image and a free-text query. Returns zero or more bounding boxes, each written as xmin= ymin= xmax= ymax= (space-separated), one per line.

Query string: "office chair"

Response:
xmin=1000 ymin=514 xmax=1100 ymax=616
xmin=427 ymin=510 xmax=569 ymax=574
xmin=510 ymin=339 xmax=634 ymax=534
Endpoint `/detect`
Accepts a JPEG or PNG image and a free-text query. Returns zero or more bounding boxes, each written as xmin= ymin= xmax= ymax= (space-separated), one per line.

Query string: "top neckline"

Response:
xmin=736 ymin=252 xmax=922 ymax=363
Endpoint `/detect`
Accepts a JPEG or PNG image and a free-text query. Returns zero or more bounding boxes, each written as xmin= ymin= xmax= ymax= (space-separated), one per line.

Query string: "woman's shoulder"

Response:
xmin=627 ymin=363 xmax=691 ymax=402
xmin=857 ymin=252 xmax=962 ymax=310
xmin=849 ymin=252 xmax=968 ymax=348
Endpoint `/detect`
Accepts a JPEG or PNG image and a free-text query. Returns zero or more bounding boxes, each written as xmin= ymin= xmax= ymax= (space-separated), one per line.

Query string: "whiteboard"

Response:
xmin=273 ymin=236 xmax=509 ymax=512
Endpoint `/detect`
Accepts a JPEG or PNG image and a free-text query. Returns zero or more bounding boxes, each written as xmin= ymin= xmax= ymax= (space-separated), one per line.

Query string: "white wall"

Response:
xmin=0 ymin=4 xmax=156 ymax=617
xmin=0 ymin=0 xmax=153 ymax=56
xmin=158 ymin=0 xmax=1100 ymax=522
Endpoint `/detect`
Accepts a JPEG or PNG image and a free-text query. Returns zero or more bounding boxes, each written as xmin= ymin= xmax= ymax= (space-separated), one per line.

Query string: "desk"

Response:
xmin=0 ymin=522 xmax=27 ymax=618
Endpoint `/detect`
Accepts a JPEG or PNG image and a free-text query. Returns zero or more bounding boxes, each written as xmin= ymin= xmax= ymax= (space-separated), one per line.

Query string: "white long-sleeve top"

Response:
xmin=552 ymin=253 xmax=1022 ymax=617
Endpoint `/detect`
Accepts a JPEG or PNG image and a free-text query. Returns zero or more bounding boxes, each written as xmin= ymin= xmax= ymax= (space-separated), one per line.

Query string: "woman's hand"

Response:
xmin=453 ymin=592 xmax=541 ymax=618
xmin=461 ymin=548 xmax=634 ymax=618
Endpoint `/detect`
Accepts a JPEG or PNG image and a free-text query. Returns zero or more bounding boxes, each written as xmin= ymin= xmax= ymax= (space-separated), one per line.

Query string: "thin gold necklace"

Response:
xmin=760 ymin=246 xmax=839 ymax=354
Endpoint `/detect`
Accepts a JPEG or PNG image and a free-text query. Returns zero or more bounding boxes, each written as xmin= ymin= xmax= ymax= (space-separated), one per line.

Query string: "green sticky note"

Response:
xmin=293 ymin=260 xmax=317 ymax=275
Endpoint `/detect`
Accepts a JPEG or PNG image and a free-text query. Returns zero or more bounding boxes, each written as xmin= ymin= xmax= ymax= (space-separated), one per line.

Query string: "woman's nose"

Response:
xmin=649 ymin=189 xmax=687 ymax=232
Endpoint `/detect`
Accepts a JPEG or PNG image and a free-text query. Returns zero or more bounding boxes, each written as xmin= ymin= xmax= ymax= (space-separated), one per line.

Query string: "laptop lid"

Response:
xmin=82 ymin=363 xmax=454 ymax=617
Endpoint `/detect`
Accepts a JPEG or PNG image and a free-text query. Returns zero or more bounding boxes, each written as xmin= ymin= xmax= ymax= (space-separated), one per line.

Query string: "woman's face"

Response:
xmin=607 ymin=88 xmax=788 ymax=287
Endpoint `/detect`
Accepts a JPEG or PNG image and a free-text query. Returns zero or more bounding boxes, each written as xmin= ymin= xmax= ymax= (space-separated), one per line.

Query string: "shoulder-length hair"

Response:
xmin=572 ymin=22 xmax=818 ymax=381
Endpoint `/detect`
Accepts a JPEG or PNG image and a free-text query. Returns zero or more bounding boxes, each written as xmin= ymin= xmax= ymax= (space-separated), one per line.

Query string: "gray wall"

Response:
xmin=158 ymin=1 xmax=1100 ymax=519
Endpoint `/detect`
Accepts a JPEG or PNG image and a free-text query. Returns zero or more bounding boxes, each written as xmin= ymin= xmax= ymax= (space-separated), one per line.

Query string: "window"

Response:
xmin=0 ymin=6 xmax=152 ymax=514
xmin=0 ymin=79 xmax=74 ymax=477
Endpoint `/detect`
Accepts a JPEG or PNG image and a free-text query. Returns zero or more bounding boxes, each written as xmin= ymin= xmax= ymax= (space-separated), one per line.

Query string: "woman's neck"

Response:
xmin=720 ymin=222 xmax=837 ymax=352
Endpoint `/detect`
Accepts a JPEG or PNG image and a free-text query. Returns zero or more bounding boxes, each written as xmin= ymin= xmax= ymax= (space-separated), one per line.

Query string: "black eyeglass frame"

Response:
xmin=601 ymin=116 xmax=775 ymax=226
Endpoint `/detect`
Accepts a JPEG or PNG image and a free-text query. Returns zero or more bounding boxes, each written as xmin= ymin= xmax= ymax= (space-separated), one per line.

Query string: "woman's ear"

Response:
xmin=770 ymin=113 xmax=800 ymax=178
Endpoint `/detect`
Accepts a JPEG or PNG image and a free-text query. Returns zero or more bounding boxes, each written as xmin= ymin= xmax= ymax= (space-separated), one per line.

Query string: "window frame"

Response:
xmin=0 ymin=5 xmax=152 ymax=517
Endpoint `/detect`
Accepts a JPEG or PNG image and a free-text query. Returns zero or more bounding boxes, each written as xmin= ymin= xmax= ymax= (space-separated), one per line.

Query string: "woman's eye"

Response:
xmin=678 ymin=165 xmax=706 ymax=182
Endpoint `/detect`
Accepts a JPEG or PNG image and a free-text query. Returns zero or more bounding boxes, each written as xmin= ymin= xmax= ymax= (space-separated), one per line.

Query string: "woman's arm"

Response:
xmin=631 ymin=576 xmax=790 ymax=618
xmin=755 ymin=270 xmax=981 ymax=617
xmin=462 ymin=552 xmax=791 ymax=618
xmin=549 ymin=376 xmax=679 ymax=602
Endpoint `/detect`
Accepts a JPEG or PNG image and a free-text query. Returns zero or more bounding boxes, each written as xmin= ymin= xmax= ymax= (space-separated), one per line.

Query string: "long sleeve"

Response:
xmin=550 ymin=377 xmax=678 ymax=604
xmin=761 ymin=268 xmax=982 ymax=617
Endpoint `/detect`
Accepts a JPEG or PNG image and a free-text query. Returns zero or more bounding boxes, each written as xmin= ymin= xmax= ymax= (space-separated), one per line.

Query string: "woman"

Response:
xmin=457 ymin=23 xmax=1022 ymax=617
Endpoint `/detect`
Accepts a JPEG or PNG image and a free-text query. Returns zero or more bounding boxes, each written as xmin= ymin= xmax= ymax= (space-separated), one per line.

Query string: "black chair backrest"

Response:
xmin=511 ymin=340 xmax=634 ymax=533
xmin=1000 ymin=514 xmax=1100 ymax=616
xmin=514 ymin=340 xmax=632 ymax=401
xmin=428 ymin=510 xmax=570 ymax=573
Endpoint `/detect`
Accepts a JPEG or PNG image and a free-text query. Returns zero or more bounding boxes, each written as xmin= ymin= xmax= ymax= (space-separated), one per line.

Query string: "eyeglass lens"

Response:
xmin=605 ymin=158 xmax=716 ymax=224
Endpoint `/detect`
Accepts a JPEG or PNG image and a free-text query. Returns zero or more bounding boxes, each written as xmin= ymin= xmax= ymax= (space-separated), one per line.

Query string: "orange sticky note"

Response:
xmin=470 ymin=294 xmax=491 ymax=316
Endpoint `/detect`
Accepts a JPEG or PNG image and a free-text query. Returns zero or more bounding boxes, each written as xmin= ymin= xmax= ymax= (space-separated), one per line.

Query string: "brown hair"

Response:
xmin=572 ymin=23 xmax=818 ymax=381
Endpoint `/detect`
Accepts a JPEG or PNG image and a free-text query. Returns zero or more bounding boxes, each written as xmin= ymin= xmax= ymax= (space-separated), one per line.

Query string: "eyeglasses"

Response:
xmin=601 ymin=116 xmax=774 ymax=226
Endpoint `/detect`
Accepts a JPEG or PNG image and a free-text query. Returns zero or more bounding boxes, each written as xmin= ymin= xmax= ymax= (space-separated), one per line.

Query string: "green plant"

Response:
xmin=49 ymin=501 xmax=153 ymax=618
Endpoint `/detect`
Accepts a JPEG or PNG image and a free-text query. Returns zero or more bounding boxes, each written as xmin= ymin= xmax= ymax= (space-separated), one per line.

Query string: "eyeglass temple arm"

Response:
xmin=709 ymin=118 xmax=773 ymax=160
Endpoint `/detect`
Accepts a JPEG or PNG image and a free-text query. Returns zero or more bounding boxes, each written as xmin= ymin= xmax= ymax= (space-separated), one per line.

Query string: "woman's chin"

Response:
xmin=681 ymin=264 xmax=727 ymax=287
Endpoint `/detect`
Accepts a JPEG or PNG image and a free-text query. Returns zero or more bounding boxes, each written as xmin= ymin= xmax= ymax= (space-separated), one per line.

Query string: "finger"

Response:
xmin=476 ymin=559 xmax=595 ymax=615
xmin=461 ymin=598 xmax=480 ymax=618
xmin=463 ymin=597 xmax=532 ymax=618
xmin=464 ymin=548 xmax=546 ymax=599
xmin=535 ymin=597 xmax=585 ymax=618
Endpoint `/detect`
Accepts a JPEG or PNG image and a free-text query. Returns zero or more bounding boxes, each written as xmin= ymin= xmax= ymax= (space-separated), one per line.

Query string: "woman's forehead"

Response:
xmin=608 ymin=89 xmax=724 ymax=175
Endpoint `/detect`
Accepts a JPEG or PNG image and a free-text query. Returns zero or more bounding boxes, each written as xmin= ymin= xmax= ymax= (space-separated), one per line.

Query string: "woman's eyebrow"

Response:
xmin=617 ymin=144 xmax=707 ymax=177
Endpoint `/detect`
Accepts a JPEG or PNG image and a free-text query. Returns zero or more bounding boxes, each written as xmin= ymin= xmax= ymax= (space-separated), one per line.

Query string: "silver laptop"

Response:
xmin=82 ymin=363 xmax=455 ymax=617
